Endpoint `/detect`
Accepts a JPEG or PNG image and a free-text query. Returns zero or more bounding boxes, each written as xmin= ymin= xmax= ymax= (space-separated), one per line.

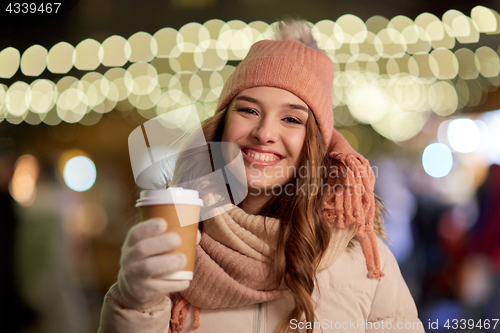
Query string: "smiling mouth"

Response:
xmin=242 ymin=148 xmax=284 ymax=162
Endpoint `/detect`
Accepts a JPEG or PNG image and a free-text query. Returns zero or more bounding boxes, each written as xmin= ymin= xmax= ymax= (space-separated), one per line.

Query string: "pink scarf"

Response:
xmin=168 ymin=205 xmax=359 ymax=332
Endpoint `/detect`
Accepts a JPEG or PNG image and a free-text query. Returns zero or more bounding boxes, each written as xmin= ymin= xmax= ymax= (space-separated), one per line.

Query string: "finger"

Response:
xmin=128 ymin=232 xmax=182 ymax=262
xmin=129 ymin=253 xmax=187 ymax=278
xmin=196 ymin=229 xmax=201 ymax=245
xmin=126 ymin=218 xmax=168 ymax=246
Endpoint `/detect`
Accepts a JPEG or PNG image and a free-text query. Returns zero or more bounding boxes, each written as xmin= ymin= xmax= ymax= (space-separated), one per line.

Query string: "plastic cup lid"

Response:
xmin=136 ymin=187 xmax=204 ymax=207
xmin=158 ymin=270 xmax=193 ymax=281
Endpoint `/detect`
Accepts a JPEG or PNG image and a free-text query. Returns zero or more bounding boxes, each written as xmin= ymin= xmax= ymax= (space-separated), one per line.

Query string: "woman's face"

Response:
xmin=221 ymin=87 xmax=309 ymax=194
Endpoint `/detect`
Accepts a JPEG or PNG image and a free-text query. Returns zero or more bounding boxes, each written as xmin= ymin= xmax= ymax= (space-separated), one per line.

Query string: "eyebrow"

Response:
xmin=285 ymin=103 xmax=309 ymax=113
xmin=235 ymin=95 xmax=309 ymax=113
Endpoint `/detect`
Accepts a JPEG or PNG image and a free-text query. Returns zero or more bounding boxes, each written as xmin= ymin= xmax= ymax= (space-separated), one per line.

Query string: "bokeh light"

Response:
xmin=6 ymin=81 xmax=31 ymax=117
xmin=455 ymin=48 xmax=479 ymax=79
xmin=471 ymin=6 xmax=500 ymax=34
xmin=0 ymin=47 xmax=20 ymax=79
xmin=429 ymin=48 xmax=458 ymax=79
xmin=315 ymin=20 xmax=342 ymax=52
xmin=63 ymin=155 xmax=97 ymax=192
xmin=154 ymin=28 xmax=178 ymax=58
xmin=480 ymin=110 xmax=500 ymax=164
xmin=47 ymin=42 xmax=75 ymax=74
xmin=80 ymin=72 xmax=107 ymax=109
xmin=447 ymin=118 xmax=481 ymax=153
xmin=20 ymin=45 xmax=48 ymax=76
xmin=422 ymin=143 xmax=453 ymax=178
xmin=128 ymin=32 xmax=157 ymax=62
xmin=347 ymin=82 xmax=390 ymax=124
xmin=415 ymin=13 xmax=443 ymax=42
xmin=177 ymin=22 xmax=211 ymax=52
xmin=101 ymin=35 xmax=131 ymax=67
xmin=8 ymin=154 xmax=39 ymax=206
xmin=374 ymin=110 xmax=428 ymax=142
xmin=377 ymin=28 xmax=407 ymax=58
xmin=427 ymin=81 xmax=458 ymax=116
xmin=475 ymin=46 xmax=500 ymax=78
xmin=194 ymin=40 xmax=228 ymax=71
xmin=29 ymin=79 xmax=57 ymax=114
xmin=366 ymin=15 xmax=389 ymax=34
xmin=337 ymin=14 xmax=367 ymax=43
xmin=73 ymin=202 xmax=109 ymax=237
xmin=219 ymin=20 xmax=253 ymax=60
xmin=0 ymin=84 xmax=7 ymax=121
xmin=124 ymin=62 xmax=159 ymax=96
xmin=56 ymin=78 xmax=88 ymax=123
xmin=446 ymin=10 xmax=480 ymax=44
xmin=169 ymin=47 xmax=199 ymax=73
xmin=409 ymin=53 xmax=435 ymax=78
xmin=73 ymin=39 xmax=102 ymax=70
xmin=104 ymin=67 xmax=129 ymax=102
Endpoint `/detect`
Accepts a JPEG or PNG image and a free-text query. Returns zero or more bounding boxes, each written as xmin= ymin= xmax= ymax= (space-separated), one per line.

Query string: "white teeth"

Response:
xmin=247 ymin=150 xmax=277 ymax=162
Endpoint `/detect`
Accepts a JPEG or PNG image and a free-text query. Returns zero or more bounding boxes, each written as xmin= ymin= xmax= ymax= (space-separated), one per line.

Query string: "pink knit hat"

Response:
xmin=216 ymin=39 xmax=335 ymax=146
xmin=214 ymin=24 xmax=384 ymax=278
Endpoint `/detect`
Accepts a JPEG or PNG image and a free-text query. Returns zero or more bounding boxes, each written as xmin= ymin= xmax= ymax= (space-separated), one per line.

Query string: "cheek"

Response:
xmin=288 ymin=131 xmax=307 ymax=162
xmin=221 ymin=115 xmax=251 ymax=143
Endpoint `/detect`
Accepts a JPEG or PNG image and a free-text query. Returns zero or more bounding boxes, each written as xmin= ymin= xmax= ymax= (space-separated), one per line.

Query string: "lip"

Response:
xmin=240 ymin=145 xmax=284 ymax=167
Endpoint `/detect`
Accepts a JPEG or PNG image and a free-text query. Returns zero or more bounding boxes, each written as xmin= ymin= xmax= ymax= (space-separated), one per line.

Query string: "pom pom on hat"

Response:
xmin=273 ymin=20 xmax=323 ymax=51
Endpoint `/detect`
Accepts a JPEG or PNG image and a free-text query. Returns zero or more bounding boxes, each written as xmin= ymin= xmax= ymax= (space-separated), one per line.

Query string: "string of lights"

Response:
xmin=0 ymin=7 xmax=499 ymax=143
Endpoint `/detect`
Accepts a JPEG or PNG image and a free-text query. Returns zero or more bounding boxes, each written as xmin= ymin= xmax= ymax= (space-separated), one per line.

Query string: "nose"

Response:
xmin=251 ymin=116 xmax=278 ymax=143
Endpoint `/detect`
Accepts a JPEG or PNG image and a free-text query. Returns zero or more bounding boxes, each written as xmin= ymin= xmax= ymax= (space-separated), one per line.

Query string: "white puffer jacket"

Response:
xmin=98 ymin=236 xmax=424 ymax=333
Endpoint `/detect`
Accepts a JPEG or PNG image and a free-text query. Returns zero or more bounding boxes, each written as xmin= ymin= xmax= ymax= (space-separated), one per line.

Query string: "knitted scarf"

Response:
xmin=168 ymin=205 xmax=360 ymax=333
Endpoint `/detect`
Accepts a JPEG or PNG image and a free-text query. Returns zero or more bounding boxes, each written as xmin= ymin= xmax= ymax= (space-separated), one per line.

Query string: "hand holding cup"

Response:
xmin=117 ymin=218 xmax=193 ymax=311
xmin=117 ymin=188 xmax=202 ymax=311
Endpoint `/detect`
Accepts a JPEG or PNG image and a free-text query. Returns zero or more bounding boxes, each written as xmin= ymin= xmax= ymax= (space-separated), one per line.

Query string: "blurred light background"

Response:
xmin=1 ymin=0 xmax=500 ymax=332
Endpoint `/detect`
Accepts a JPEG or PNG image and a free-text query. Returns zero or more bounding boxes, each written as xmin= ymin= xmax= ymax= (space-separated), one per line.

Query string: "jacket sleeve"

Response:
xmin=97 ymin=283 xmax=171 ymax=333
xmin=365 ymin=239 xmax=425 ymax=333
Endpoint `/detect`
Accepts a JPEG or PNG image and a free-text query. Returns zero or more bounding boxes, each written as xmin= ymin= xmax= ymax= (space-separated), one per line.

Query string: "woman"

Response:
xmin=99 ymin=20 xmax=424 ymax=333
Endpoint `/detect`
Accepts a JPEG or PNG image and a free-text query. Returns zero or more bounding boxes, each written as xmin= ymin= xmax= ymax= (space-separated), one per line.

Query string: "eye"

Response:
xmin=236 ymin=108 xmax=258 ymax=115
xmin=283 ymin=116 xmax=303 ymax=125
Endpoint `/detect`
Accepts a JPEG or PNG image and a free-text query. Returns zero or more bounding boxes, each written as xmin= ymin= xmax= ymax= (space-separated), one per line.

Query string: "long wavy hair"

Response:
xmin=176 ymin=105 xmax=345 ymax=333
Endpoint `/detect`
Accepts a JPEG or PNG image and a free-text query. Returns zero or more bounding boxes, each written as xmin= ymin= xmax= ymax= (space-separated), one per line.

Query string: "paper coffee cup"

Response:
xmin=136 ymin=187 xmax=203 ymax=280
